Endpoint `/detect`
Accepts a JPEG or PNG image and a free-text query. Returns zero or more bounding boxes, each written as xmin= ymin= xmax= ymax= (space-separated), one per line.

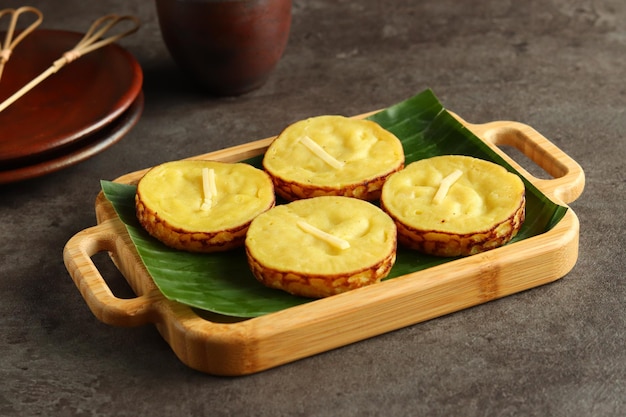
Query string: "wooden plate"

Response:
xmin=0 ymin=92 xmax=143 ymax=185
xmin=0 ymin=29 xmax=143 ymax=165
xmin=63 ymin=114 xmax=585 ymax=376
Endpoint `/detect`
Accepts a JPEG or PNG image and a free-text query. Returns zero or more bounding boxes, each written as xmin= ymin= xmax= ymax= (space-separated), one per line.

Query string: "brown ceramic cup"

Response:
xmin=155 ymin=0 xmax=292 ymax=96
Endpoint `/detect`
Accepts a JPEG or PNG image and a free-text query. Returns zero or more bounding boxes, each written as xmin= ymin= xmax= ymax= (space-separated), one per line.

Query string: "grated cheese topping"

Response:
xmin=299 ymin=135 xmax=345 ymax=170
xmin=432 ymin=169 xmax=463 ymax=204
xmin=201 ymin=168 xmax=217 ymax=210
xmin=296 ymin=220 xmax=350 ymax=250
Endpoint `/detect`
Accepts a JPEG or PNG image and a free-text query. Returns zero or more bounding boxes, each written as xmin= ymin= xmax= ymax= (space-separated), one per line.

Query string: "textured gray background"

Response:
xmin=1 ymin=0 xmax=624 ymax=416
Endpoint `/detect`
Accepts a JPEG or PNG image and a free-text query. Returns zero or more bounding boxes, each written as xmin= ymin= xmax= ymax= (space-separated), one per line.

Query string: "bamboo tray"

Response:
xmin=63 ymin=112 xmax=585 ymax=376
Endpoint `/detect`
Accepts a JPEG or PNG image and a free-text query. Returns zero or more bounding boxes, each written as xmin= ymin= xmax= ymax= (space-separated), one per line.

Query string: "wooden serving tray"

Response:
xmin=63 ymin=113 xmax=585 ymax=376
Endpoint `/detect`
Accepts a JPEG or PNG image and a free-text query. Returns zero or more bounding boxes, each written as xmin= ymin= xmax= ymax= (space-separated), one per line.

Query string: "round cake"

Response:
xmin=136 ymin=160 xmax=275 ymax=253
xmin=380 ymin=155 xmax=525 ymax=257
xmin=245 ymin=196 xmax=398 ymax=298
xmin=262 ymin=115 xmax=405 ymax=201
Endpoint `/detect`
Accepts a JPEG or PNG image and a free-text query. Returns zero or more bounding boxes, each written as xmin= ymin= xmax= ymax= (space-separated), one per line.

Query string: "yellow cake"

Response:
xmin=245 ymin=196 xmax=397 ymax=298
xmin=262 ymin=115 xmax=405 ymax=201
xmin=135 ymin=160 xmax=275 ymax=252
xmin=380 ymin=155 xmax=525 ymax=257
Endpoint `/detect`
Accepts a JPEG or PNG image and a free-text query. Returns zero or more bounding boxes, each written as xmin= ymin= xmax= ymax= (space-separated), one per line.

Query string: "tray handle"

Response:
xmin=63 ymin=219 xmax=160 ymax=327
xmin=465 ymin=119 xmax=585 ymax=204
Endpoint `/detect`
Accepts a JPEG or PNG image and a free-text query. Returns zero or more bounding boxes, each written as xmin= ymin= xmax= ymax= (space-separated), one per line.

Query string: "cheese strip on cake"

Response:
xmin=381 ymin=155 xmax=526 ymax=257
xmin=245 ymin=196 xmax=398 ymax=298
xmin=263 ymin=115 xmax=405 ymax=201
xmin=136 ymin=160 xmax=275 ymax=252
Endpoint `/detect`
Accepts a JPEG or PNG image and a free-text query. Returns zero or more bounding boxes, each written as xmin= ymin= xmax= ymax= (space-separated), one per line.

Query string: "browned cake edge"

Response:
xmin=135 ymin=194 xmax=275 ymax=253
xmin=246 ymin=246 xmax=397 ymax=298
xmin=381 ymin=195 xmax=526 ymax=257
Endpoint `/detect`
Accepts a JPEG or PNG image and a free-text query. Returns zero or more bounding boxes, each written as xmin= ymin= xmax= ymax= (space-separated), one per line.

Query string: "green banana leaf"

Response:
xmin=101 ymin=89 xmax=568 ymax=318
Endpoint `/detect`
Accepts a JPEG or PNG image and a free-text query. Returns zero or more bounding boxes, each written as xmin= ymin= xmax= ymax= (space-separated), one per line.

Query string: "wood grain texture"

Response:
xmin=63 ymin=114 xmax=584 ymax=376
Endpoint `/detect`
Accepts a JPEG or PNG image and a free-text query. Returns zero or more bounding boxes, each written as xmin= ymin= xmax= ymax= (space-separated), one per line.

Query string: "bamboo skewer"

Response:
xmin=0 ymin=14 xmax=140 ymax=114
xmin=0 ymin=6 xmax=43 ymax=82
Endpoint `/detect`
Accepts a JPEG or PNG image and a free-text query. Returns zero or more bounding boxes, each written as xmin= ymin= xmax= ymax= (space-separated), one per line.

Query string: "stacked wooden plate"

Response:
xmin=0 ymin=29 xmax=143 ymax=184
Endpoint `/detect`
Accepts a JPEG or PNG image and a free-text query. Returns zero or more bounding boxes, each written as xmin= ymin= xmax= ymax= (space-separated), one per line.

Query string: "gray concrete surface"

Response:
xmin=1 ymin=0 xmax=624 ymax=416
